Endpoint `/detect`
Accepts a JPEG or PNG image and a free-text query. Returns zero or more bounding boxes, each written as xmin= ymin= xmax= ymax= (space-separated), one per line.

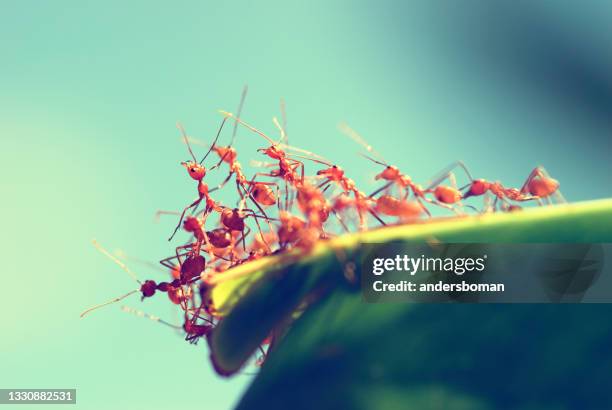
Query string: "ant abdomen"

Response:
xmin=433 ymin=186 xmax=462 ymax=204
xmin=221 ymin=209 xmax=246 ymax=231
xmin=528 ymin=176 xmax=559 ymax=198
xmin=250 ymin=183 xmax=276 ymax=206
xmin=207 ymin=228 xmax=232 ymax=248
xmin=180 ymin=255 xmax=206 ymax=282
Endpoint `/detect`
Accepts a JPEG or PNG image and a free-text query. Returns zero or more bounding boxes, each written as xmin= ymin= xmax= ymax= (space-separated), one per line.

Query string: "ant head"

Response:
xmin=376 ymin=165 xmax=400 ymax=181
xmin=261 ymin=145 xmax=284 ymax=160
xmin=182 ymin=161 xmax=206 ymax=181
xmin=140 ymin=280 xmax=157 ymax=298
xmin=183 ymin=216 xmax=201 ymax=233
xmin=317 ymin=165 xmax=344 ymax=180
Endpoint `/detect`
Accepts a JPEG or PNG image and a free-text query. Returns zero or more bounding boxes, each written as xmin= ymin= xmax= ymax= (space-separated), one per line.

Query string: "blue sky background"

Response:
xmin=1 ymin=1 xmax=612 ymax=409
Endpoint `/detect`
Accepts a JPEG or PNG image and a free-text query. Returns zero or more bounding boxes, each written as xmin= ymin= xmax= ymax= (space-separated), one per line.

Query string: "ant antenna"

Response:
xmin=218 ymin=110 xmax=277 ymax=145
xmin=338 ymin=122 xmax=386 ymax=163
xmin=280 ymin=97 xmax=288 ymax=144
xmin=80 ymin=290 xmax=139 ymax=318
xmin=177 ymin=123 xmax=197 ymax=163
xmin=114 ymin=249 xmax=166 ymax=273
xmin=92 ymin=239 xmax=141 ymax=284
xmin=80 ymin=240 xmax=142 ymax=318
xmin=290 ymin=154 xmax=333 ymax=167
xmin=200 ymin=116 xmax=229 ymax=164
xmin=272 ymin=117 xmax=288 ymax=145
xmin=120 ymin=306 xmax=182 ymax=330
xmin=360 ymin=153 xmax=388 ymax=167
xmin=425 ymin=161 xmax=474 ymax=190
xmin=230 ymin=84 xmax=248 ymax=147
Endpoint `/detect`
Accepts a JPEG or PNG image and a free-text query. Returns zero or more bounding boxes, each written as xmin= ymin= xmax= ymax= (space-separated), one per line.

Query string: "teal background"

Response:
xmin=1 ymin=1 xmax=612 ymax=409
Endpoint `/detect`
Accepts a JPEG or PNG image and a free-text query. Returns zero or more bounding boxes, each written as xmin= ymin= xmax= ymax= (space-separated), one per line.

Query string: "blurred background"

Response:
xmin=1 ymin=1 xmax=612 ymax=409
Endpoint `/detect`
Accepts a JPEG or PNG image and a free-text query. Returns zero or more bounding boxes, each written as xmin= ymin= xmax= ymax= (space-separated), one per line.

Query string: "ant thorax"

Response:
xmin=342 ymin=178 xmax=356 ymax=192
xmin=214 ymin=146 xmax=237 ymax=164
xmin=396 ymin=174 xmax=411 ymax=187
xmin=198 ymin=181 xmax=209 ymax=197
xmin=489 ymin=183 xmax=505 ymax=198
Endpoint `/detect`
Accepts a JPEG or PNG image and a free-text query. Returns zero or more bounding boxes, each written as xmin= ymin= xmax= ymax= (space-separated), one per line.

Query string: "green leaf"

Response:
xmin=207 ymin=199 xmax=612 ymax=405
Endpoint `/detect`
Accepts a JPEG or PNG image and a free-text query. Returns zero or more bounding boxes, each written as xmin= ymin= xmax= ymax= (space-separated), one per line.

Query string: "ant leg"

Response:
xmin=368 ymin=181 xmax=394 ymax=198
xmin=121 ymin=306 xmax=182 ymax=330
xmin=209 ymin=171 xmax=235 ymax=193
xmin=234 ymin=226 xmax=252 ymax=252
xmin=448 ymin=172 xmax=465 ymax=215
xmin=155 ymin=210 xmax=180 ymax=222
xmin=175 ymin=243 xmax=194 ymax=265
xmin=425 ymin=161 xmax=474 ymax=191
xmin=283 ymin=181 xmax=289 ymax=211
xmin=160 ymin=248 xmax=189 ymax=270
xmin=332 ymin=210 xmax=350 ymax=232
xmin=420 ymin=195 xmax=456 ymax=212
xmin=91 ymin=239 xmax=141 ymax=284
xmin=247 ymin=215 xmax=269 ymax=253
xmin=238 ymin=182 xmax=277 ymax=234
xmin=169 ymin=197 xmax=204 ymax=241
xmin=317 ymin=178 xmax=331 ymax=190
xmin=368 ymin=209 xmax=386 ymax=226
xmin=416 ymin=198 xmax=432 ymax=217
xmin=285 ymin=158 xmax=306 ymax=185
xmin=520 ymin=167 xmax=541 ymax=194
xmin=242 ymin=209 xmax=277 ymax=251
xmin=199 ymin=213 xmax=219 ymax=263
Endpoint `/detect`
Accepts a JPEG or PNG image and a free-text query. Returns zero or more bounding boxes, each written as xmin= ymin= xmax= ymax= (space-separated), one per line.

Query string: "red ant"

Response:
xmin=209 ymin=88 xmax=283 ymax=212
xmin=338 ymin=123 xmax=435 ymax=220
xmin=80 ymin=240 xmax=194 ymax=317
xmin=167 ymin=117 xmax=229 ymax=241
xmin=295 ymin=182 xmax=331 ymax=228
xmin=218 ymin=111 xmax=313 ymax=189
xmin=426 ymin=161 xmax=555 ymax=211
xmin=331 ymin=189 xmax=386 ymax=231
